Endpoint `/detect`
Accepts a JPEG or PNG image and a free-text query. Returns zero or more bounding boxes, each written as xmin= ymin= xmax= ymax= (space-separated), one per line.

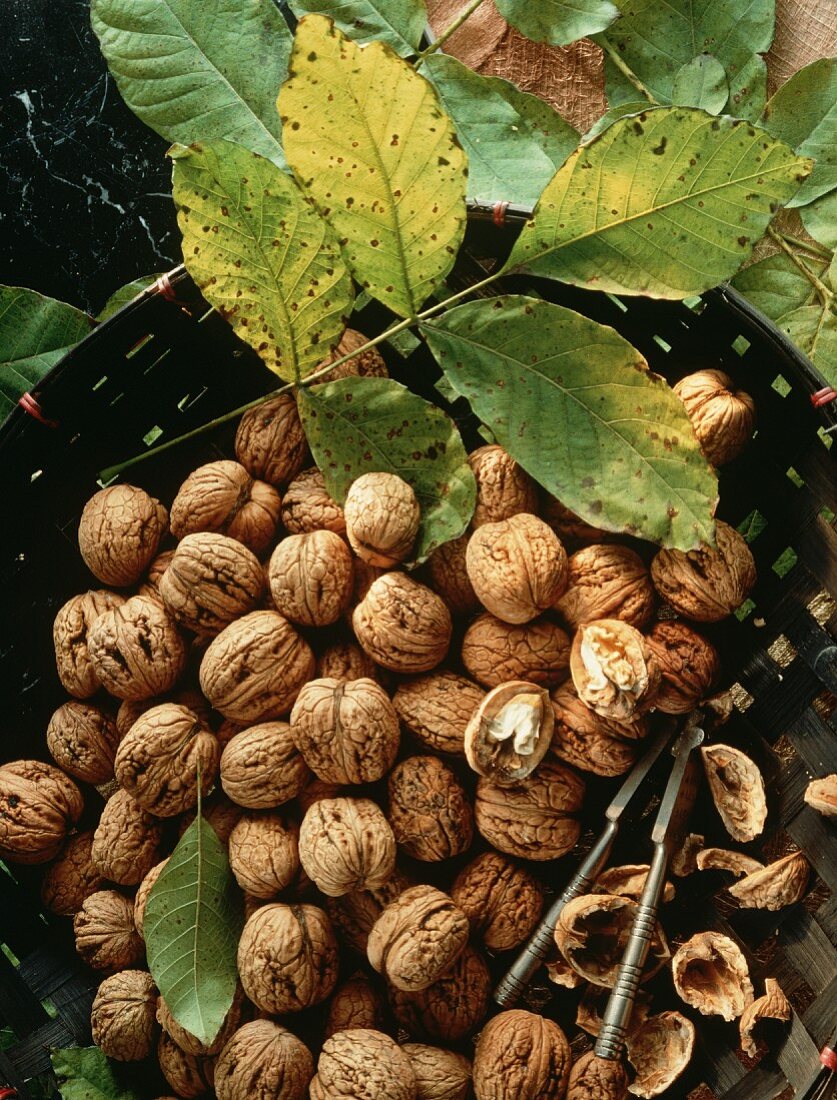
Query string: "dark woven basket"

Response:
xmin=0 ymin=211 xmax=834 ymax=1100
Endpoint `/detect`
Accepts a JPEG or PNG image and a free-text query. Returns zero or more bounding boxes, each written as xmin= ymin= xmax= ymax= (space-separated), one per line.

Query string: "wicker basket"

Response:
xmin=0 ymin=211 xmax=834 ymax=1100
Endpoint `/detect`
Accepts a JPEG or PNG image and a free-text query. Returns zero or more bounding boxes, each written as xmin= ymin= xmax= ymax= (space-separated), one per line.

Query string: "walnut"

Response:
xmin=315 ymin=328 xmax=389 ymax=384
xmin=739 ymin=978 xmax=791 ymax=1057
xmin=325 ymin=973 xmax=388 ymax=1039
xmin=393 ymin=671 xmax=484 ymax=757
xmin=158 ymin=1031 xmax=215 ymax=1098
xmin=78 ymin=485 xmax=168 ymax=587
xmin=555 ymin=894 xmax=669 ymax=986
xmin=170 ymin=460 xmax=280 ymax=557
xmin=625 ymin=1011 xmax=695 ymax=1098
xmin=576 ymin=985 xmax=653 ymax=1038
xmin=728 ymin=850 xmax=809 ymax=910
xmin=91 ymin=789 xmax=164 ymax=885
xmin=115 ymin=704 xmax=219 ymax=817
xmin=804 ymin=774 xmax=837 ymax=817
xmin=650 ymin=520 xmax=756 ymax=622
xmin=316 ymin=638 xmax=379 ymax=682
xmin=220 ymin=722 xmax=309 ymax=808
xmin=450 ymin=851 xmax=543 ymax=951
xmin=426 ymin=534 xmax=480 ymax=616
xmin=237 ymin=902 xmax=339 ymax=1013
xmin=594 ymin=865 xmax=675 ymax=903
xmin=228 ymin=813 xmax=300 ymax=898
xmin=474 ymin=760 xmax=584 ymax=861
xmin=466 ymin=514 xmax=568 ymax=624
xmin=46 ymin=700 xmax=120 ymax=785
xmin=290 ymin=678 xmax=399 ymax=784
xmin=472 ymin=1009 xmax=571 ymax=1100
xmin=91 ymin=970 xmax=159 ymax=1061
xmin=673 ymin=369 xmax=756 ymax=466
xmin=326 ymin=871 xmax=413 ymax=954
xmin=353 ymin=573 xmax=452 ymax=674
xmin=402 ymin=1044 xmax=471 ymax=1100
xmin=671 ymin=931 xmax=754 ymax=1020
xmin=138 ymin=549 xmax=175 ymax=603
xmin=268 ymin=531 xmax=354 ymax=627
xmin=567 ymin=1051 xmax=629 ymax=1100
xmin=694 ymin=849 xmax=764 ymax=876
xmin=178 ymin=791 xmax=244 ymax=844
xmin=281 ymin=467 xmax=346 ymax=535
xmin=134 ymin=859 xmax=169 ymax=938
xmin=214 ymin=1019 xmax=314 ymax=1100
xmin=159 ymin=533 xmax=264 ymax=635
xmin=389 ymin=945 xmax=491 ymax=1042
xmin=701 ymin=744 xmax=767 ymax=842
xmin=570 ymin=620 xmax=660 ymax=721
xmin=158 ymin=985 xmax=246 ymax=1058
xmin=87 ymin=595 xmax=186 ymax=701
xmin=116 ymin=687 xmax=211 ymax=740
xmin=53 ymin=589 xmax=125 ymax=698
xmin=344 ymin=472 xmax=420 ymax=566
xmin=310 ymin=1029 xmax=416 ymax=1100
xmin=298 ymin=776 xmax=346 ymax=815
xmin=645 ymin=620 xmax=721 ymax=714
xmin=670 ymin=833 xmax=704 ymax=877
xmin=74 ymin=889 xmax=145 ymax=972
xmin=468 ymin=445 xmax=538 ymax=528
xmin=299 ymin=797 xmax=396 ymax=896
xmin=199 ymin=611 xmax=315 ymax=723
xmin=235 ymin=393 xmax=309 ymax=488
xmin=367 ymin=885 xmax=469 ymax=992
xmin=549 ymin=682 xmax=642 ymax=777
xmin=461 ymin=613 xmax=570 ymax=689
xmin=388 ymin=756 xmax=473 ymax=861
xmin=464 ymin=680 xmax=553 ymax=783
xmin=41 ymin=830 xmax=105 ymax=915
xmin=0 ymin=760 xmax=83 ymax=865
xmin=555 ymin=544 xmax=655 ymax=631
xmin=541 ymin=495 xmax=610 ymax=546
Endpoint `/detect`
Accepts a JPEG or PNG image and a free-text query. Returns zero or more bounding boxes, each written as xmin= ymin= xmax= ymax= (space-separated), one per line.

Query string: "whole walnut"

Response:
xmin=353 ymin=573 xmax=452 ymax=674
xmin=41 ymin=830 xmax=105 ymax=916
xmin=215 ymin=1019 xmax=314 ymax=1100
xmin=158 ymin=1031 xmax=216 ymax=1098
xmin=91 ymin=970 xmax=159 ymax=1060
xmin=228 ymin=813 xmax=300 ymax=897
xmin=344 ymin=472 xmax=420 ymax=566
xmin=116 ymin=687 xmax=212 ymax=740
xmin=315 ymin=327 xmax=389 ymax=384
xmin=299 ymin=797 xmax=396 ymax=896
xmin=450 ymin=851 xmax=544 ymax=951
xmin=290 ymin=678 xmax=399 ymax=784
xmin=134 ymin=859 xmax=169 ymax=938
xmin=199 ymin=611 xmax=315 ymax=723
xmin=475 ymin=760 xmax=584 ymax=861
xmin=138 ymin=549 xmax=175 ymax=603
xmin=468 ymin=445 xmax=538 ymax=528
xmin=390 ymin=945 xmax=491 ymax=1042
xmin=78 ymin=485 xmax=168 ymax=587
xmin=170 ymin=460 xmax=280 ymax=557
xmin=237 ymin=902 xmax=339 ymax=1013
xmin=268 ymin=531 xmax=354 ymax=627
xmin=310 ymin=1029 xmax=416 ymax=1100
xmin=115 ymin=704 xmax=219 ymax=817
xmin=326 ymin=870 xmax=413 ymax=954
xmin=87 ymin=595 xmax=186 ymax=701
xmin=91 ymin=789 xmax=163 ymax=885
xmin=367 ymin=885 xmax=469 ymax=992
xmin=402 ymin=1044 xmax=472 ymax=1100
xmin=221 ymin=722 xmax=309 ymax=808
xmin=0 ymin=760 xmax=83 ymax=865
xmin=325 ymin=974 xmax=388 ymax=1039
xmin=178 ymin=791 xmax=244 ymax=845
xmin=570 ymin=620 xmax=660 ymax=721
xmin=53 ymin=589 xmax=125 ymax=698
xmin=47 ymin=700 xmax=120 ymax=785
xmin=316 ymin=638 xmax=378 ymax=682
xmin=541 ymin=495 xmax=609 ymax=546
xmin=464 ymin=680 xmax=554 ymax=784
xmin=550 ymin=682 xmax=642 ymax=777
xmin=461 ymin=613 xmax=571 ymax=689
xmin=388 ymin=756 xmax=473 ymax=861
xmin=426 ymin=534 xmax=480 ymax=616
xmin=466 ymin=514 xmax=568 ymax=624
xmin=555 ymin=544 xmax=655 ymax=631
xmin=234 ymin=393 xmax=309 ymax=488
xmin=159 ymin=533 xmax=264 ymax=635
xmin=281 ymin=467 xmax=346 ymax=535
xmin=157 ymin=985 xmax=246 ymax=1058
xmin=74 ymin=889 xmax=145 ymax=972
xmin=673 ymin=369 xmax=756 ymax=466
xmin=393 ymin=671 xmax=484 ymax=756
xmin=567 ymin=1051 xmax=629 ymax=1100
xmin=645 ymin=621 xmax=720 ymax=713
xmin=472 ymin=1010 xmax=571 ymax=1100
xmin=650 ymin=520 xmax=756 ymax=622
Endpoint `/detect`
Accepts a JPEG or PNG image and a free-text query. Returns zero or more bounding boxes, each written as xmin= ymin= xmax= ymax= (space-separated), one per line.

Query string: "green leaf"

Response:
xmin=671 ymin=55 xmax=728 ymax=115
xmin=97 ymin=274 xmax=165 ymax=322
xmin=494 ymin=0 xmax=619 ymax=47
xmin=776 ymin=304 xmax=837 ymax=386
xmin=421 ymin=295 xmax=718 ymax=550
xmin=502 ymin=107 xmax=811 ymax=298
xmin=51 ymin=1047 xmax=142 ymax=1100
xmin=288 ymin=0 xmax=426 ymax=56
xmin=90 ymin=0 xmax=291 ymax=167
xmin=582 ymin=101 xmax=649 ymax=143
xmin=420 ymin=54 xmax=579 ymax=206
xmin=171 ymin=140 xmax=353 ymax=382
xmin=297 ymin=376 xmax=476 ymax=562
xmin=731 ymin=252 xmax=828 ymax=320
xmin=144 ymin=815 xmax=243 ymax=1046
xmin=279 ymin=15 xmax=467 ymax=319
xmin=801 ymin=190 xmax=837 ymax=250
xmin=762 ymin=59 xmax=837 ymax=207
xmin=0 ymin=286 xmax=92 ymax=421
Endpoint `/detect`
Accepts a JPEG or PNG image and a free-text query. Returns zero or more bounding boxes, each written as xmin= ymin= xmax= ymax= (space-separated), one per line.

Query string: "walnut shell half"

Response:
xmin=555 ymin=894 xmax=669 ymax=987
xmin=367 ymin=885 xmax=469 ymax=992
xmin=625 ymin=1011 xmax=695 ymax=1098
xmin=0 ymin=760 xmax=84 ymax=865
xmin=464 ymin=680 xmax=553 ymax=784
xmin=727 ymin=850 xmax=809 ymax=910
xmin=701 ymin=744 xmax=767 ymax=842
xmin=671 ymin=931 xmax=754 ymax=1020
xmin=804 ymin=774 xmax=837 ymax=817
xmin=739 ymin=978 xmax=791 ymax=1057
xmin=475 ymin=760 xmax=584 ymax=861
xmin=472 ymin=1009 xmax=571 ymax=1100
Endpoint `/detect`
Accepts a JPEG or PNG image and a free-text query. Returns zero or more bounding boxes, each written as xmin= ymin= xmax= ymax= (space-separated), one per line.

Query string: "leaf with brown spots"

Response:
xmin=422 ymin=295 xmax=717 ymax=550
xmin=171 ymin=140 xmax=353 ymax=382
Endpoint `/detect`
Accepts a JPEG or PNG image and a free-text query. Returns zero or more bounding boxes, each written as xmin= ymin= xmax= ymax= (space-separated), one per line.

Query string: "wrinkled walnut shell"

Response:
xmin=91 ymin=789 xmax=163 ymax=885
xmin=550 ymin=682 xmax=641 ymax=778
xmin=159 ymin=533 xmax=264 ymax=635
xmin=645 ymin=620 xmax=720 ymax=714
xmin=694 ymin=849 xmax=764 ymax=877
xmin=228 ymin=813 xmax=300 ymax=898
xmin=315 ymin=327 xmax=389 ymax=384
xmin=594 ymin=865 xmax=675 ymax=904
xmin=344 ymin=472 xmax=420 ymax=567
xmin=158 ymin=1031 xmax=216 ymax=1098
xmin=426 ymin=534 xmax=480 ymax=616
xmin=555 ymin=544 xmax=655 ymax=632
xmin=728 ymin=850 xmax=809 ymax=910
xmin=464 ymin=681 xmax=552 ymax=784
xmin=299 ymin=797 xmax=396 ymax=896
xmin=281 ymin=467 xmax=346 ymax=536
xmin=461 ymin=613 xmax=571 ymax=690
xmin=472 ymin=1009 xmax=571 ymax=1100
xmin=170 ymin=460 xmax=280 ymax=557
xmin=671 ymin=931 xmax=754 ymax=1020
xmin=268 ymin=531 xmax=354 ymax=627
xmin=78 ymin=485 xmax=168 ymax=588
xmin=625 ymin=1011 xmax=695 ymax=1098
xmin=41 ymin=830 xmax=105 ymax=916
xmin=53 ymin=589 xmax=125 ymax=699
xmin=91 ymin=969 xmax=159 ymax=1061
xmin=701 ymin=743 xmax=767 ymax=842
xmin=353 ymin=573 xmax=452 ymax=674
xmin=451 ymin=852 xmax=543 ymax=952
xmin=74 ymin=889 xmax=145 ymax=972
xmin=234 ymin=393 xmax=309 ymax=488
xmin=475 ymin=760 xmax=584 ymax=861
xmin=0 ymin=759 xmax=84 ymax=865
xmin=804 ymin=774 xmax=837 ymax=817
xmin=310 ymin=1029 xmax=416 ymax=1100
xmin=651 ymin=520 xmax=756 ymax=622
xmin=673 ymin=369 xmax=756 ymax=466
xmin=326 ymin=871 xmax=413 ymax=955
xmin=215 ymin=1019 xmax=314 ymax=1100
xmin=739 ymin=978 xmax=791 ymax=1057
xmin=46 ymin=700 xmax=120 ymax=786
xmin=576 ymin=984 xmax=653 ymax=1039
xmin=134 ymin=859 xmax=168 ymax=938
xmin=367 ymin=885 xmax=469 ymax=992
xmin=87 ymin=595 xmax=187 ymax=702
xmin=671 ymin=833 xmax=704 ymax=877
xmin=468 ymin=445 xmax=538 ymax=529
xmin=388 ymin=756 xmax=473 ymax=862
xmin=325 ymin=974 xmax=388 ymax=1040
xmin=157 ymin=985 xmax=246 ymax=1058
xmin=402 ymin=1044 xmax=471 ymax=1100
xmin=567 ymin=1051 xmax=630 ymax=1100
xmin=220 ymin=722 xmax=309 ymax=809
xmin=316 ymin=638 xmax=379 ymax=683
xmin=393 ymin=671 xmax=484 ymax=757
xmin=389 ymin=945 xmax=491 ymax=1042
xmin=570 ymin=620 xmax=660 ymax=721
xmin=555 ymin=894 xmax=669 ymax=987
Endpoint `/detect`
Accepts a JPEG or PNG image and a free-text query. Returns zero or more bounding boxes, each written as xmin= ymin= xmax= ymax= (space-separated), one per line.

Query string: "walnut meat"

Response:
xmin=567 ymin=1051 xmax=629 ymax=1100
xmin=158 ymin=1031 xmax=216 ymax=1098
xmin=281 ymin=467 xmax=346 ymax=535
xmin=325 ymin=974 xmax=388 ymax=1039
xmin=671 ymin=932 xmax=754 ymax=1020
xmin=91 ymin=970 xmax=159 ymax=1061
xmin=550 ymin=682 xmax=642 ymax=778
xmin=465 ymin=680 xmax=553 ymax=783
xmin=468 ymin=445 xmax=538 ymax=528
xmin=228 ymin=813 xmax=300 ymax=898
xmin=0 ymin=760 xmax=83 ymax=865
xmin=268 ymin=531 xmax=354 ymax=627
xmin=650 ymin=520 xmax=756 ymax=622
xmin=388 ymin=757 xmax=473 ymax=861
xmin=299 ymin=797 xmax=396 ymax=896
xmin=344 ymin=472 xmax=420 ymax=566
xmin=739 ymin=978 xmax=791 ymax=1057
xmin=170 ymin=460 xmax=280 ymax=557
xmin=353 ymin=573 xmax=452 ymax=674
xmin=426 ymin=535 xmax=480 ymax=616
xmin=326 ymin=870 xmax=413 ymax=955
xmin=461 ymin=613 xmax=571 ymax=689
xmin=87 ymin=595 xmax=186 ymax=701
xmin=367 ymin=885 xmax=469 ymax=992
xmin=78 ymin=485 xmax=168 ymax=587
xmin=215 ymin=1019 xmax=314 ymax=1100
xmin=393 ymin=671 xmax=484 ymax=756
xmin=234 ymin=393 xmax=309 ymax=488
xmin=728 ymin=850 xmax=809 ymax=910
xmin=221 ymin=723 xmax=309 ymax=808
xmin=804 ymin=774 xmax=837 ymax=817
xmin=645 ymin=621 xmax=720 ymax=713
xmin=199 ymin=611 xmax=315 ymax=723
xmin=91 ymin=789 xmax=163 ymax=885
xmin=74 ymin=889 xmax=145 ymax=972
xmin=555 ymin=894 xmax=669 ymax=986
xmin=402 ymin=1045 xmax=471 ymax=1100
xmin=701 ymin=744 xmax=767 ymax=842
xmin=555 ymin=544 xmax=655 ymax=631
xmin=472 ymin=1010 xmax=571 ymax=1100
xmin=673 ymin=369 xmax=756 ymax=466
xmin=41 ymin=830 xmax=105 ymax=916
xmin=570 ymin=620 xmax=660 ymax=721
xmin=46 ymin=700 xmax=120 ymax=785
xmin=451 ymin=851 xmax=543 ymax=951
xmin=159 ymin=533 xmax=264 ymax=635
xmin=53 ymin=589 xmax=125 ymax=698
xmin=389 ymin=945 xmax=491 ymax=1042
xmin=310 ymin=1029 xmax=416 ymax=1100
xmin=475 ymin=760 xmax=584 ymax=861
xmin=625 ymin=1011 xmax=695 ymax=1099
xmin=315 ymin=327 xmax=389 ymax=384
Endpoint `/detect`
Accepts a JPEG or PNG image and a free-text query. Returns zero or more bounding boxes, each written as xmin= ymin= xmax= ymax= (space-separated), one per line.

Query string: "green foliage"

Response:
xmin=777 ymin=304 xmax=837 ymax=386
xmin=582 ymin=102 xmax=649 ymax=142
xmin=171 ymin=140 xmax=353 ymax=382
xmin=422 ymin=296 xmax=718 ymax=550
xmin=502 ymin=107 xmax=811 ymax=298
xmin=801 ymin=190 xmax=837 ymax=250
xmin=91 ymin=0 xmax=291 ymax=167
xmin=671 ymin=55 xmax=728 ymax=114
xmin=279 ymin=15 xmax=467 ymax=319
xmin=494 ymin=0 xmax=619 ymax=47
xmin=51 ymin=1047 xmax=142 ymax=1100
xmin=298 ymin=377 xmax=476 ymax=561
xmin=97 ymin=274 xmax=165 ymax=322
xmin=762 ymin=59 xmax=837 ymax=207
xmin=288 ymin=0 xmax=426 ymax=56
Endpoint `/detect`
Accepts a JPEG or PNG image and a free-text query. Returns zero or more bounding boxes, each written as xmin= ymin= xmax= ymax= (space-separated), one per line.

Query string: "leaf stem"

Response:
xmin=598 ymin=38 xmax=660 ymax=106
xmin=768 ymin=226 xmax=834 ymax=308
xmin=414 ymin=0 xmax=488 ymax=61
xmin=778 ymin=232 xmax=833 ymax=261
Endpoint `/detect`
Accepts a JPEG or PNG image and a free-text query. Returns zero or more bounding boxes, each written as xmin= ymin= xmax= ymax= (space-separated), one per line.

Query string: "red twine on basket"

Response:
xmin=492 ymin=201 xmax=509 ymax=228
xmin=0 ymin=1086 xmax=18 ymax=1098
xmin=822 ymin=1043 xmax=837 ymax=1073
xmin=811 ymin=387 xmax=837 ymax=408
xmin=18 ymin=393 xmax=58 ymax=429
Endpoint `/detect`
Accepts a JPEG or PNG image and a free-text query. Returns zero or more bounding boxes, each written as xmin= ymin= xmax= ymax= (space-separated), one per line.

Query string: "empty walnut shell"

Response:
xmin=427 ymin=534 xmax=480 ymax=616
xmin=545 ymin=956 xmax=583 ymax=989
xmin=299 ymin=797 xmax=396 ymax=896
xmin=625 ymin=1011 xmax=695 ymax=1098
xmin=74 ymin=889 xmax=145 ymax=972
xmin=310 ymin=1029 xmax=416 ymax=1100
xmin=804 ymin=774 xmax=837 ymax=817
xmin=402 ymin=1044 xmax=472 ymax=1100
xmin=393 ymin=671 xmax=484 ymax=756
xmin=41 ymin=830 xmax=105 ymax=916
xmin=550 ymin=682 xmax=642 ymax=778
xmin=353 ymin=573 xmax=452 ymax=674
xmin=220 ymin=722 xmax=309 ymax=809
xmin=326 ymin=870 xmax=413 ymax=955
xmin=324 ymin=973 xmax=388 ymax=1039
xmin=281 ymin=467 xmax=346 ymax=535
xmin=159 ymin=532 xmax=264 ymax=635
xmin=46 ymin=700 xmax=120 ymax=786
xmin=367 ymin=885 xmax=469 ymax=992
xmin=650 ymin=520 xmax=756 ymax=622
xmin=78 ymin=484 xmax=168 ymax=588
xmin=728 ymin=850 xmax=809 ymax=910
xmin=268 ymin=531 xmax=354 ymax=627
xmin=450 ymin=851 xmax=544 ymax=952
xmin=234 ymin=392 xmax=309 ymax=488
xmin=0 ymin=760 xmax=84 ymax=865
xmin=91 ymin=789 xmax=163 ymax=885
xmin=91 ymin=969 xmax=159 ymax=1061
xmin=701 ymin=743 xmax=767 ymax=842
xmin=576 ymin=984 xmax=653 ymax=1038
xmin=461 ymin=613 xmax=571 ymax=690
xmin=468 ymin=445 xmax=538 ymax=529
xmin=170 ymin=459 xmax=280 ymax=557
xmin=475 ymin=760 xmax=584 ymax=861
xmin=567 ymin=1051 xmax=630 ymax=1100
xmin=739 ymin=978 xmax=791 ymax=1057
xmin=645 ymin=620 xmax=720 ymax=714
xmin=389 ymin=945 xmax=492 ymax=1042
xmin=464 ymin=680 xmax=553 ymax=783
xmin=555 ymin=894 xmax=669 ymax=987
xmin=671 ymin=833 xmax=704 ymax=877
xmin=215 ymin=1019 xmax=314 ymax=1100
xmin=671 ymin=932 xmax=753 ymax=1020
xmin=228 ymin=813 xmax=300 ymax=898
xmin=673 ymin=369 xmax=756 ymax=467
xmin=570 ymin=620 xmax=660 ymax=722
xmin=555 ymin=544 xmax=655 ymax=631
xmin=694 ymin=849 xmax=764 ymax=877
xmin=594 ymin=865 xmax=675 ymax=904
xmin=344 ymin=472 xmax=420 ymax=567
xmin=388 ymin=756 xmax=473 ymax=862
xmin=53 ymin=589 xmax=126 ymax=699
xmin=472 ymin=1009 xmax=571 ymax=1100
xmin=87 ymin=595 xmax=187 ymax=702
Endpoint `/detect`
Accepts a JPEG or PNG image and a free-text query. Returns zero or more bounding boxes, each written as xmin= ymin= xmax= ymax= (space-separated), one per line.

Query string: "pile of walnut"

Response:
xmin=0 ymin=343 xmax=822 ymax=1100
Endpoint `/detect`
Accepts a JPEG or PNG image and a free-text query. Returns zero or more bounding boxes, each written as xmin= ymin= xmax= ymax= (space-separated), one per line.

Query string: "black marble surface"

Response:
xmin=2 ymin=0 xmax=180 ymax=315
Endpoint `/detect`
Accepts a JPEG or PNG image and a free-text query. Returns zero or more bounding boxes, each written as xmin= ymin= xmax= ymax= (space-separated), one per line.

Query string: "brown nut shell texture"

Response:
xmin=170 ymin=459 xmax=280 ymax=556
xmin=92 ymin=789 xmax=163 ymax=885
xmin=804 ymin=774 xmax=837 ymax=817
xmin=91 ymin=969 xmax=159 ymax=1061
xmin=673 ymin=369 xmax=756 ymax=466
xmin=87 ymin=595 xmax=187 ymax=702
xmin=78 ymin=484 xmax=168 ymax=588
xmin=701 ymin=744 xmax=767 ymax=842
xmin=0 ymin=760 xmax=84 ymax=865
xmin=268 ymin=531 xmax=354 ymax=627
xmin=475 ymin=760 xmax=584 ymax=861
xmin=47 ymin=700 xmax=120 ymax=786
xmin=228 ymin=813 xmax=300 ymax=898
xmin=570 ymin=620 xmax=660 ymax=722
xmin=74 ymin=889 xmax=145 ymax=972
xmin=326 ymin=870 xmax=413 ymax=955
xmin=316 ymin=327 xmax=389 ymax=384
xmin=159 ymin=532 xmax=264 ymax=635
xmin=671 ymin=931 xmax=754 ymax=1020
xmin=221 ymin=722 xmax=310 ymax=809
xmin=727 ymin=850 xmax=809 ymax=910
xmin=158 ymin=1030 xmax=216 ymax=1098
xmin=567 ymin=1050 xmax=630 ymax=1100
xmin=625 ymin=1011 xmax=695 ymax=1099
xmin=549 ymin=682 xmax=641 ymax=778
xmin=281 ymin=467 xmax=346 ymax=536
xmin=461 ymin=613 xmax=570 ymax=690
xmin=215 ymin=1019 xmax=314 ymax=1100
xmin=325 ymin=974 xmax=387 ymax=1040
xmin=310 ymin=1028 xmax=417 ymax=1100
xmin=41 ymin=830 xmax=105 ymax=916
xmin=472 ymin=1009 xmax=571 ymax=1100
xmin=138 ymin=548 xmax=175 ymax=603
xmin=53 ymin=589 xmax=125 ymax=699
xmin=739 ymin=978 xmax=791 ymax=1057
xmin=645 ymin=620 xmax=720 ymax=714
xmin=694 ymin=849 xmax=764 ymax=877
xmin=299 ymin=797 xmax=396 ymax=896
xmin=134 ymin=859 xmax=168 ymax=938
xmin=556 ymin=544 xmax=655 ymax=632
xmin=464 ymin=680 xmax=554 ymax=784
xmin=344 ymin=472 xmax=420 ymax=567
xmin=451 ymin=851 xmax=544 ymax=952
xmin=393 ymin=671 xmax=484 ymax=757
xmin=555 ymin=894 xmax=669 ymax=987
xmin=367 ymin=885 xmax=469 ymax=992
xmin=468 ymin=445 xmax=538 ymax=529
xmin=158 ymin=985 xmax=246 ymax=1057
xmin=388 ymin=756 xmax=473 ymax=862
xmin=353 ymin=573 xmax=452 ymax=674
xmin=390 ymin=945 xmax=491 ymax=1042
xmin=427 ymin=534 xmax=480 ymax=616
xmin=650 ymin=520 xmax=756 ymax=622
xmin=234 ymin=392 xmax=309 ymax=488
xmin=401 ymin=1044 xmax=472 ymax=1100
xmin=594 ymin=865 xmax=675 ymax=904
xmin=316 ymin=639 xmax=378 ymax=683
